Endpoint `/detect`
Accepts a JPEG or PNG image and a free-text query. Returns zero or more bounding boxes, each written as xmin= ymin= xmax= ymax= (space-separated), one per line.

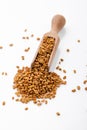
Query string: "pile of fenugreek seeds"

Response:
xmin=13 ymin=36 xmax=65 ymax=105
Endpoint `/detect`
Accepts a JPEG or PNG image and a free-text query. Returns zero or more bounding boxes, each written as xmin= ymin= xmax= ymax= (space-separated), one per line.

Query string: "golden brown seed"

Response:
xmin=12 ymin=97 xmax=15 ymax=100
xmin=15 ymin=99 xmax=19 ymax=102
xmin=24 ymin=47 xmax=30 ymax=52
xmin=83 ymin=80 xmax=87 ymax=84
xmin=21 ymin=56 xmax=25 ymax=60
xmin=60 ymin=58 xmax=64 ymax=62
xmin=59 ymin=68 xmax=62 ymax=71
xmin=25 ymin=107 xmax=29 ymax=110
xmin=13 ymin=36 xmax=64 ymax=104
xmin=31 ymin=34 xmax=34 ymax=37
xmin=0 ymin=46 xmax=3 ymax=49
xmin=22 ymin=36 xmax=26 ymax=39
xmin=5 ymin=72 xmax=7 ymax=76
xmin=45 ymin=100 xmax=48 ymax=104
xmin=77 ymin=40 xmax=80 ymax=43
xmin=56 ymin=112 xmax=60 ymax=116
xmin=73 ymin=69 xmax=76 ymax=74
xmin=9 ymin=43 xmax=13 ymax=47
xmin=66 ymin=49 xmax=70 ymax=52
xmin=26 ymin=36 xmax=29 ymax=39
xmin=16 ymin=66 xmax=20 ymax=69
xmin=24 ymin=29 xmax=27 ymax=32
xmin=72 ymin=89 xmax=76 ymax=92
xmin=2 ymin=101 xmax=6 ymax=106
xmin=85 ymin=87 xmax=87 ymax=91
xmin=63 ymin=69 xmax=66 ymax=73
xmin=2 ymin=72 xmax=4 ymax=75
xmin=56 ymin=66 xmax=59 ymax=70
xmin=37 ymin=102 xmax=42 ymax=106
xmin=77 ymin=86 xmax=81 ymax=90
xmin=63 ymin=76 xmax=66 ymax=80
xmin=36 ymin=37 xmax=40 ymax=41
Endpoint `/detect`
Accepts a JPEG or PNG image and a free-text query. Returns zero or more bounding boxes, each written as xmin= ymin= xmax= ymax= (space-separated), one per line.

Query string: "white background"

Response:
xmin=0 ymin=0 xmax=87 ymax=130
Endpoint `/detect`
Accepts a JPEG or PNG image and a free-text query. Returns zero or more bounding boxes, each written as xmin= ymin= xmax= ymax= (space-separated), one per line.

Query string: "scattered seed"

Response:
xmin=73 ymin=69 xmax=76 ymax=74
xmin=25 ymin=107 xmax=29 ymax=110
xmin=16 ymin=66 xmax=20 ymax=69
xmin=77 ymin=40 xmax=80 ymax=43
xmin=66 ymin=49 xmax=70 ymax=52
xmin=85 ymin=87 xmax=87 ymax=91
xmin=24 ymin=29 xmax=27 ymax=32
xmin=9 ymin=43 xmax=13 ymax=47
xmin=45 ymin=100 xmax=48 ymax=104
xmin=21 ymin=56 xmax=25 ymax=60
xmin=83 ymin=80 xmax=87 ymax=84
xmin=5 ymin=72 xmax=7 ymax=76
xmin=60 ymin=58 xmax=64 ymax=62
xmin=56 ymin=66 xmax=59 ymax=70
xmin=63 ymin=76 xmax=66 ymax=80
xmin=0 ymin=46 xmax=3 ymax=49
xmin=24 ymin=47 xmax=30 ymax=52
xmin=12 ymin=97 xmax=15 ymax=100
xmin=2 ymin=101 xmax=6 ymax=106
xmin=2 ymin=72 xmax=4 ymax=75
xmin=15 ymin=99 xmax=19 ymax=102
xmin=56 ymin=112 xmax=60 ymax=116
xmin=72 ymin=89 xmax=76 ymax=92
xmin=31 ymin=34 xmax=34 ymax=37
xmin=77 ymin=86 xmax=81 ymax=90
xmin=36 ymin=37 xmax=40 ymax=41
xmin=22 ymin=36 xmax=26 ymax=39
xmin=63 ymin=69 xmax=66 ymax=73
xmin=26 ymin=36 xmax=29 ymax=39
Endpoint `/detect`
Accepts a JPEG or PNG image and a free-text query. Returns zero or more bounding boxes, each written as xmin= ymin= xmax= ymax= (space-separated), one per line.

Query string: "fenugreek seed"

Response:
xmin=60 ymin=58 xmax=64 ymax=62
xmin=12 ymin=97 xmax=15 ymax=100
xmin=36 ymin=37 xmax=40 ymax=41
xmin=5 ymin=72 xmax=7 ymax=76
xmin=45 ymin=100 xmax=48 ymax=104
xmin=83 ymin=80 xmax=87 ymax=84
xmin=16 ymin=66 xmax=20 ymax=69
xmin=66 ymin=49 xmax=70 ymax=52
xmin=25 ymin=107 xmax=28 ymax=110
xmin=9 ymin=43 xmax=13 ymax=47
xmin=77 ymin=40 xmax=80 ymax=43
xmin=77 ymin=86 xmax=81 ymax=90
xmin=2 ymin=72 xmax=4 ymax=75
xmin=59 ymin=68 xmax=62 ymax=71
xmin=73 ymin=69 xmax=76 ymax=74
xmin=37 ymin=102 xmax=42 ymax=106
xmin=56 ymin=66 xmax=59 ymax=70
xmin=31 ymin=34 xmax=34 ymax=37
xmin=63 ymin=76 xmax=66 ymax=79
xmin=56 ymin=112 xmax=60 ymax=116
xmin=63 ymin=69 xmax=66 ymax=73
xmin=24 ymin=47 xmax=30 ymax=52
xmin=2 ymin=101 xmax=6 ymax=106
xmin=0 ymin=46 xmax=3 ymax=49
xmin=72 ymin=89 xmax=76 ymax=92
xmin=26 ymin=36 xmax=29 ymax=39
xmin=15 ymin=99 xmax=19 ymax=102
xmin=21 ymin=56 xmax=25 ymax=60
xmin=13 ymin=36 xmax=64 ymax=104
xmin=85 ymin=87 xmax=87 ymax=91
xmin=22 ymin=36 xmax=25 ymax=39
xmin=24 ymin=29 xmax=27 ymax=32
xmin=62 ymin=81 xmax=67 ymax=85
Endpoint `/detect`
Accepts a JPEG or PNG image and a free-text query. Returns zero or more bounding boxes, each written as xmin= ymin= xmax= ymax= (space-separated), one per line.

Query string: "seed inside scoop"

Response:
xmin=13 ymin=36 xmax=64 ymax=104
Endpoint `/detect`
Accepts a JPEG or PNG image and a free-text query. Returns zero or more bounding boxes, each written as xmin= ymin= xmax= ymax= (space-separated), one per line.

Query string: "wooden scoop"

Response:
xmin=31 ymin=14 xmax=66 ymax=68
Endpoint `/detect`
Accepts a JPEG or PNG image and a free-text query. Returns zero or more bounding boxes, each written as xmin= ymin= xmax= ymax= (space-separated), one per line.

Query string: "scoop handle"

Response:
xmin=51 ymin=14 xmax=66 ymax=33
